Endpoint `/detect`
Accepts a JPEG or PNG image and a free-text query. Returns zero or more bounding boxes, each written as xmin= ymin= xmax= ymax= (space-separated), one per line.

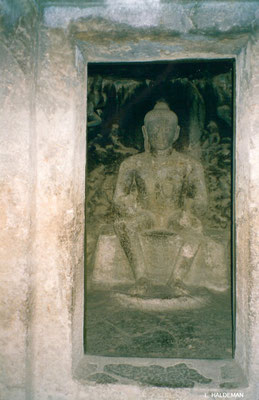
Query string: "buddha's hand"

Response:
xmin=122 ymin=205 xmax=155 ymax=220
xmin=131 ymin=209 xmax=156 ymax=230
xmin=167 ymin=210 xmax=203 ymax=233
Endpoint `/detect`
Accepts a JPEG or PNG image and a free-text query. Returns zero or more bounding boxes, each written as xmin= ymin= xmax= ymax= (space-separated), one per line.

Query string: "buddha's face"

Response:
xmin=145 ymin=120 xmax=179 ymax=151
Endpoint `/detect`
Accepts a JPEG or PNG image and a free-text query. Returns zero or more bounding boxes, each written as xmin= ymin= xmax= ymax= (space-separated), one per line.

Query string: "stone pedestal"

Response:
xmin=92 ymin=231 xmax=229 ymax=292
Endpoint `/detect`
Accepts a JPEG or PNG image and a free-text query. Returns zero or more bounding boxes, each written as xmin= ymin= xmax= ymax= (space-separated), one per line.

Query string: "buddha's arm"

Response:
xmin=187 ymin=162 xmax=208 ymax=216
xmin=113 ymin=161 xmax=136 ymax=216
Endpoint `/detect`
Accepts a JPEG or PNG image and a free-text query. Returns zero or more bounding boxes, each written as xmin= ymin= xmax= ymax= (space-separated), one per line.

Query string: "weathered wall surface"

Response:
xmin=1 ymin=1 xmax=259 ymax=399
xmin=31 ymin=25 xmax=86 ymax=399
xmin=235 ymin=39 xmax=252 ymax=378
xmin=0 ymin=2 xmax=38 ymax=399
xmin=44 ymin=0 xmax=259 ymax=34
xmin=234 ymin=34 xmax=259 ymax=397
xmin=246 ymin=33 xmax=259 ymax=394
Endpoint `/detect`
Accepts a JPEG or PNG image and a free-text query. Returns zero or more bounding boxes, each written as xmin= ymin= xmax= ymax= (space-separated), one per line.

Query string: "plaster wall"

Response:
xmin=0 ymin=1 xmax=259 ymax=399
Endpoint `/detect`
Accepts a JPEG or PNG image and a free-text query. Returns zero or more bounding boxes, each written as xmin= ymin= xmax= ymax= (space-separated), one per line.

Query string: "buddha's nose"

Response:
xmin=157 ymin=130 xmax=167 ymax=140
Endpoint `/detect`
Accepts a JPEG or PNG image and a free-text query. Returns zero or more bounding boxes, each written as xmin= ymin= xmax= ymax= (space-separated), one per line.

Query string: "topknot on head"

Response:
xmin=144 ymin=100 xmax=178 ymax=127
xmin=153 ymin=100 xmax=170 ymax=111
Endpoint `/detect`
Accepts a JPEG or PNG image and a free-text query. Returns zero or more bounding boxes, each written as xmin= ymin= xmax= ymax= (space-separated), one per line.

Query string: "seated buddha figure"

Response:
xmin=113 ymin=101 xmax=228 ymax=297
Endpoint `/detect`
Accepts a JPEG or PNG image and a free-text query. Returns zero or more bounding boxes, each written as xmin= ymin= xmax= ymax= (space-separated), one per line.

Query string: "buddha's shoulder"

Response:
xmin=172 ymin=151 xmax=203 ymax=168
xmin=119 ymin=152 xmax=148 ymax=168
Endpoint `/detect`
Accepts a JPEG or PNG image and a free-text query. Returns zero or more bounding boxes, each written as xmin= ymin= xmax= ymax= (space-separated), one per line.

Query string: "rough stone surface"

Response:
xmin=43 ymin=1 xmax=259 ymax=35
xmin=87 ymin=373 xmax=118 ymax=384
xmin=219 ymin=382 xmax=240 ymax=389
xmin=104 ymin=363 xmax=212 ymax=388
xmin=0 ymin=1 xmax=259 ymax=399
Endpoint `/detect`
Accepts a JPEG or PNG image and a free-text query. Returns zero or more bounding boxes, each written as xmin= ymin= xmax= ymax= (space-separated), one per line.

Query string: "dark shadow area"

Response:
xmin=85 ymin=60 xmax=234 ymax=360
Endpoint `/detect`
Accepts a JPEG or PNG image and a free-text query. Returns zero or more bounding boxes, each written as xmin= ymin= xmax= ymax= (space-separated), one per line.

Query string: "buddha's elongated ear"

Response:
xmin=174 ymin=125 xmax=180 ymax=143
xmin=142 ymin=125 xmax=150 ymax=153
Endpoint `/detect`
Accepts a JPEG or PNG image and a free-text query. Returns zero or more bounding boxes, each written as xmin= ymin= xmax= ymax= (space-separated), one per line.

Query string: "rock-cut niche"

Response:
xmin=85 ymin=60 xmax=234 ymax=359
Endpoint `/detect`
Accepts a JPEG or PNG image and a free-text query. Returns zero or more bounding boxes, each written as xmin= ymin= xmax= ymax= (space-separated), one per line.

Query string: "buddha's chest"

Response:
xmin=135 ymin=162 xmax=187 ymax=198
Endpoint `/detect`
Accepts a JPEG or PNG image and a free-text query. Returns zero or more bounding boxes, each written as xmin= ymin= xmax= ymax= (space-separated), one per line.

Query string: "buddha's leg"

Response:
xmin=114 ymin=213 xmax=154 ymax=282
xmin=167 ymin=237 xmax=201 ymax=295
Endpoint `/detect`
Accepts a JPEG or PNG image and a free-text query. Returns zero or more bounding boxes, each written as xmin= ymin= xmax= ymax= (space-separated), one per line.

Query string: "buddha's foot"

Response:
xmin=167 ymin=281 xmax=190 ymax=298
xmin=128 ymin=278 xmax=152 ymax=297
xmin=128 ymin=280 xmax=189 ymax=299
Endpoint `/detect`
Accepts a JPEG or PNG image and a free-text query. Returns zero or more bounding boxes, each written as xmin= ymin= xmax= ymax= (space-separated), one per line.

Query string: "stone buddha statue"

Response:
xmin=113 ymin=101 xmax=229 ymax=298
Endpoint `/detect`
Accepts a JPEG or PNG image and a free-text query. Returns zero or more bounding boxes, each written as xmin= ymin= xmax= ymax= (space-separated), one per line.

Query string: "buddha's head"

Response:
xmin=143 ymin=101 xmax=180 ymax=152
